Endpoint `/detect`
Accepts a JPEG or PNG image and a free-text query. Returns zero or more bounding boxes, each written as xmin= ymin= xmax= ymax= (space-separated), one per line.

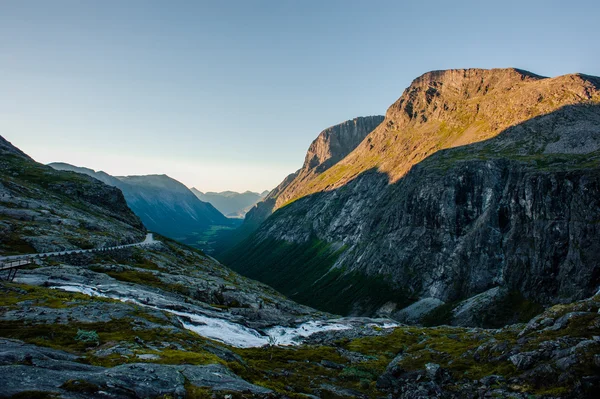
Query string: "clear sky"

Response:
xmin=1 ymin=0 xmax=599 ymax=192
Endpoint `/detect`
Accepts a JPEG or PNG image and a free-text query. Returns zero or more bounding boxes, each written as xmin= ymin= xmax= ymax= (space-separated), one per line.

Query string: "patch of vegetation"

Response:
xmin=0 ymin=282 xmax=110 ymax=309
xmin=66 ymin=237 xmax=95 ymax=250
xmin=339 ymin=366 xmax=378 ymax=381
xmin=223 ymin=236 xmax=413 ymax=315
xmin=183 ymin=383 xmax=213 ymax=399
xmin=74 ymin=329 xmax=100 ymax=345
xmin=90 ymin=267 xmax=191 ymax=297
xmin=480 ymin=291 xmax=544 ymax=328
xmin=131 ymin=252 xmax=162 ymax=271
xmin=0 ymin=232 xmax=37 ymax=255
xmin=103 ymin=269 xmax=164 ymax=286
xmin=421 ymin=301 xmax=458 ymax=327
xmin=60 ymin=379 xmax=100 ymax=394
xmin=230 ymin=345 xmax=372 ymax=397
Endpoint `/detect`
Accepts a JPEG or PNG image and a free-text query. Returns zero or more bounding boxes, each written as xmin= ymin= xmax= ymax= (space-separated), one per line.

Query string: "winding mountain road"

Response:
xmin=0 ymin=233 xmax=159 ymax=268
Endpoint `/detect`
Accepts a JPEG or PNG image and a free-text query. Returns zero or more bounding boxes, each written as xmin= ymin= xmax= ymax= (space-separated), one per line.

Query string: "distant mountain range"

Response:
xmin=48 ymin=163 xmax=236 ymax=245
xmin=190 ymin=189 xmax=269 ymax=218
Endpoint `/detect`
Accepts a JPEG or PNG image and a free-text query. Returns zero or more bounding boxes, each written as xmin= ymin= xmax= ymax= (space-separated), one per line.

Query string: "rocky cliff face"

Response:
xmin=218 ymin=116 xmax=383 ymax=254
xmin=272 ymin=115 xmax=385 ymax=208
xmin=223 ymin=69 xmax=600 ymax=326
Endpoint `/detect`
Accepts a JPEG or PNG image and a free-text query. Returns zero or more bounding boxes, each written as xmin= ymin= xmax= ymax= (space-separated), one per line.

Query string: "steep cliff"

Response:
xmin=216 ymin=116 xmax=383 ymax=254
xmin=223 ymin=69 xmax=600 ymax=326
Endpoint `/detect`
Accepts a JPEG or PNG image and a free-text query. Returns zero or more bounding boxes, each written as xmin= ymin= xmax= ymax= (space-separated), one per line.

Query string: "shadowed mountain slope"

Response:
xmin=222 ymin=69 xmax=600 ymax=326
xmin=48 ymin=163 xmax=233 ymax=242
xmin=213 ymin=116 xmax=384 ymax=254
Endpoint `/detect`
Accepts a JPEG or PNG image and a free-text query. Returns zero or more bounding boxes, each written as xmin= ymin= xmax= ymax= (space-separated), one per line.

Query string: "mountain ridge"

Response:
xmin=48 ymin=163 xmax=233 ymax=243
xmin=223 ymin=68 xmax=600 ymax=325
xmin=221 ymin=115 xmax=384 ymax=252
xmin=277 ymin=69 xmax=600 ymax=207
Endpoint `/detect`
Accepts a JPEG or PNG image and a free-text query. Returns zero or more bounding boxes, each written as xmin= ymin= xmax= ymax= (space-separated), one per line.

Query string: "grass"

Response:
xmin=223 ymin=236 xmax=413 ymax=315
xmin=102 ymin=269 xmax=164 ymax=286
xmin=0 ymin=232 xmax=37 ymax=255
xmin=341 ymin=325 xmax=519 ymax=380
xmin=0 ymin=282 xmax=112 ymax=309
xmin=1 ymin=284 xmax=598 ymax=397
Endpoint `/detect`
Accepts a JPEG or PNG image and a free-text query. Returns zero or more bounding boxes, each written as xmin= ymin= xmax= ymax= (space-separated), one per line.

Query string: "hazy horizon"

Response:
xmin=2 ymin=0 xmax=599 ymax=192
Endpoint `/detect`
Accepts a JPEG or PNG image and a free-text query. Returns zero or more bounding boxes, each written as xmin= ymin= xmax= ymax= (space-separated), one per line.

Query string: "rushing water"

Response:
xmin=55 ymin=283 xmax=397 ymax=348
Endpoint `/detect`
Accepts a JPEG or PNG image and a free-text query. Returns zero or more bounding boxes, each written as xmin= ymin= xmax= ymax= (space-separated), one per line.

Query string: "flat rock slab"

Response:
xmin=0 ymin=339 xmax=272 ymax=398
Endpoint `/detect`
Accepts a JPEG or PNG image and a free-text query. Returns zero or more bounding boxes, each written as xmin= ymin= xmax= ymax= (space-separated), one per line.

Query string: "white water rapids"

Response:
xmin=55 ymin=284 xmax=397 ymax=348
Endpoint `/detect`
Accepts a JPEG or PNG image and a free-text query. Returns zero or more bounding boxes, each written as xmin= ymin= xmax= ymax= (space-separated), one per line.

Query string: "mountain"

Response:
xmin=222 ymin=68 xmax=600 ymax=326
xmin=48 ymin=163 xmax=234 ymax=244
xmin=190 ymin=188 xmax=268 ymax=218
xmin=213 ymin=115 xmax=384 ymax=254
xmin=1 ymin=137 xmax=145 ymax=254
xmin=3 ymin=105 xmax=600 ymax=398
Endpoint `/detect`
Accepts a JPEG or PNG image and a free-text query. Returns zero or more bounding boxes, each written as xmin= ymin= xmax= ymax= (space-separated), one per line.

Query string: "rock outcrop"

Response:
xmin=0 ymin=136 xmax=145 ymax=254
xmin=223 ymin=69 xmax=600 ymax=325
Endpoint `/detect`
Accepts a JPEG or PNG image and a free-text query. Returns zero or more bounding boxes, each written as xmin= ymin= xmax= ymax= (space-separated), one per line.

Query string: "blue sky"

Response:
xmin=1 ymin=0 xmax=599 ymax=192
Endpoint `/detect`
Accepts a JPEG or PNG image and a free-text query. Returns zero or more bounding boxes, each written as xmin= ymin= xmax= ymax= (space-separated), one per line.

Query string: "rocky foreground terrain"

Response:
xmin=1 ymin=246 xmax=599 ymax=398
xmin=2 ymin=230 xmax=600 ymax=399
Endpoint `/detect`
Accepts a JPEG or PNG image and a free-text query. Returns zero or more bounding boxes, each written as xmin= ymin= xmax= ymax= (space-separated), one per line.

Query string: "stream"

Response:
xmin=55 ymin=283 xmax=397 ymax=348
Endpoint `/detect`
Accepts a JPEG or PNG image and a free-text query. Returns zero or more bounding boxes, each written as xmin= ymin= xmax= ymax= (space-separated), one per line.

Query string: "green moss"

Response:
xmin=103 ymin=269 xmax=164 ymax=286
xmin=524 ymin=313 xmax=600 ymax=345
xmin=183 ymin=383 xmax=213 ymax=399
xmin=339 ymin=366 xmax=377 ymax=381
xmin=60 ymin=379 xmax=100 ymax=394
xmin=0 ymin=316 xmax=201 ymax=357
xmin=0 ymin=282 xmax=111 ymax=309
xmin=145 ymin=349 xmax=223 ymax=366
xmin=342 ymin=326 xmax=518 ymax=381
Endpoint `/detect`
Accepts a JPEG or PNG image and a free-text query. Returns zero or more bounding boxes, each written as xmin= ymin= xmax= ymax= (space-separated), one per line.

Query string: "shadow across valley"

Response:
xmin=221 ymin=104 xmax=600 ymax=324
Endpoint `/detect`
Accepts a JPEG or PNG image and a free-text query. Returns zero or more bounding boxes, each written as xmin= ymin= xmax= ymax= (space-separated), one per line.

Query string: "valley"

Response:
xmin=2 ymin=68 xmax=600 ymax=399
